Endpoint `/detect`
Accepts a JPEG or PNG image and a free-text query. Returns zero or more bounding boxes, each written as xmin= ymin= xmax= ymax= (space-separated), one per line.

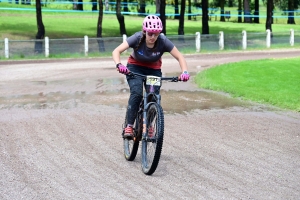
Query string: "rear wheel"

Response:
xmin=141 ymin=103 xmax=164 ymax=175
xmin=123 ymin=112 xmax=142 ymax=161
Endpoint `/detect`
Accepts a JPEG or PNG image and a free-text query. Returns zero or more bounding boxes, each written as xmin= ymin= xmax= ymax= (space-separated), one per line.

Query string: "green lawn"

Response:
xmin=195 ymin=57 xmax=300 ymax=111
xmin=1 ymin=2 xmax=300 ymax=39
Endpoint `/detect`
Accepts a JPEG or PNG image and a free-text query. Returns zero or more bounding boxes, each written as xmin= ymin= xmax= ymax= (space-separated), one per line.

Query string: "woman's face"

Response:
xmin=145 ymin=31 xmax=160 ymax=44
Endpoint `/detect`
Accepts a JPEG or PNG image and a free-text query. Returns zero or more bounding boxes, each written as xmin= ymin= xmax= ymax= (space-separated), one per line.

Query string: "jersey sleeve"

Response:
xmin=126 ymin=32 xmax=142 ymax=48
xmin=161 ymin=35 xmax=175 ymax=52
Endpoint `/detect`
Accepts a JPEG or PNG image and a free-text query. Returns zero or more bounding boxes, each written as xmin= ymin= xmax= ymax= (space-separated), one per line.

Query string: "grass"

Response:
xmin=195 ymin=57 xmax=300 ymax=111
xmin=1 ymin=2 xmax=300 ymax=40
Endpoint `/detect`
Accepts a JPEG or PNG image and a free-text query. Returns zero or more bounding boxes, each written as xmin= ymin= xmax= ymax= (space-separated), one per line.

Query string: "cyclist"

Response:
xmin=112 ymin=14 xmax=190 ymax=138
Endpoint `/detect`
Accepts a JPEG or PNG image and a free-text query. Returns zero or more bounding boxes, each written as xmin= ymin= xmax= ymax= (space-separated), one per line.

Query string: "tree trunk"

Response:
xmin=123 ymin=0 xmax=129 ymax=13
xmin=244 ymin=0 xmax=252 ymax=23
xmin=116 ymin=0 xmax=126 ymax=35
xmin=156 ymin=0 xmax=160 ymax=13
xmin=287 ymin=0 xmax=295 ymax=24
xmin=97 ymin=0 xmax=105 ymax=52
xmin=178 ymin=0 xmax=185 ymax=35
xmin=160 ymin=0 xmax=166 ymax=35
xmin=188 ymin=0 xmax=191 ymax=20
xmin=202 ymin=0 xmax=209 ymax=34
xmin=77 ymin=0 xmax=83 ymax=11
xmin=238 ymin=0 xmax=242 ymax=23
xmin=220 ymin=0 xmax=225 ymax=22
xmin=35 ymin=0 xmax=45 ymax=54
xmin=139 ymin=0 xmax=146 ymax=15
xmin=266 ymin=0 xmax=273 ymax=32
xmin=92 ymin=0 xmax=97 ymax=11
xmin=254 ymin=0 xmax=259 ymax=23
xmin=174 ymin=0 xmax=179 ymax=19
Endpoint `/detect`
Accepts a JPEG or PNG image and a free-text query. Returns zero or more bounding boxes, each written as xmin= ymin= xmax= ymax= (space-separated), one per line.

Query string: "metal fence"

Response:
xmin=1 ymin=30 xmax=299 ymax=60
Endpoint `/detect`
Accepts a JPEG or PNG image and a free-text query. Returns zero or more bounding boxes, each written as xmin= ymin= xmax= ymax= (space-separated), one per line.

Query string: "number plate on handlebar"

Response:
xmin=146 ymin=76 xmax=161 ymax=86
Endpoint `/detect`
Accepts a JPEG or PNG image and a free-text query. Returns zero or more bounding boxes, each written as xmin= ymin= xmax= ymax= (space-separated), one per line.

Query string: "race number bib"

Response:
xmin=146 ymin=76 xmax=161 ymax=86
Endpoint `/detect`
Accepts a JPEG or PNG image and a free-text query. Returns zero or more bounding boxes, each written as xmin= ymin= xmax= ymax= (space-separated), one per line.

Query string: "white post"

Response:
xmin=219 ymin=31 xmax=224 ymax=50
xmin=45 ymin=36 xmax=49 ymax=57
xmin=4 ymin=38 xmax=9 ymax=58
xmin=195 ymin=32 xmax=201 ymax=52
xmin=290 ymin=29 xmax=294 ymax=46
xmin=123 ymin=34 xmax=127 ymax=53
xmin=266 ymin=29 xmax=271 ymax=48
xmin=84 ymin=35 xmax=88 ymax=56
xmin=242 ymin=30 xmax=247 ymax=50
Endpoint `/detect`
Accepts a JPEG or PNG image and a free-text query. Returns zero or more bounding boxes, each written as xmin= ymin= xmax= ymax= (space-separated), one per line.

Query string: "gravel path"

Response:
xmin=1 ymin=50 xmax=300 ymax=199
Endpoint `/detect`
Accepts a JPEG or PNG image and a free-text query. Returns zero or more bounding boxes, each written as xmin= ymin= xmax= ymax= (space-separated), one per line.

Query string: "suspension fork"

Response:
xmin=142 ymin=91 xmax=147 ymax=137
xmin=142 ymin=91 xmax=162 ymax=138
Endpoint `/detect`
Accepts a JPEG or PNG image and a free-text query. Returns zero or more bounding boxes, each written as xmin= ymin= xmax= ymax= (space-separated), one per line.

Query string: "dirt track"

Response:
xmin=1 ymin=50 xmax=300 ymax=199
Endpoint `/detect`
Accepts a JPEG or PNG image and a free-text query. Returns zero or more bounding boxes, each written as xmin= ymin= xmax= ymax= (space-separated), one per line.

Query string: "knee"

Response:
xmin=131 ymin=92 xmax=143 ymax=102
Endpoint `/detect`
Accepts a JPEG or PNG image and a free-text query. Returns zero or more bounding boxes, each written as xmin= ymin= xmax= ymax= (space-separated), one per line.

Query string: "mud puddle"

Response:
xmin=0 ymin=76 xmax=270 ymax=113
xmin=0 ymin=89 xmax=261 ymax=113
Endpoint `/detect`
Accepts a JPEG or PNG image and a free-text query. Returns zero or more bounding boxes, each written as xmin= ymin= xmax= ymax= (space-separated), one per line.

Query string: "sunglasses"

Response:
xmin=146 ymin=32 xmax=160 ymax=37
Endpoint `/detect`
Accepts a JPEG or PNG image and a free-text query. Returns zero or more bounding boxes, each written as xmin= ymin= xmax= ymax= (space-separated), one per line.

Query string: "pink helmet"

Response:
xmin=142 ymin=15 xmax=163 ymax=33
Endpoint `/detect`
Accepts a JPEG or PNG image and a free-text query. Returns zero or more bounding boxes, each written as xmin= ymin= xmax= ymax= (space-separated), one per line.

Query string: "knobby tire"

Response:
xmin=123 ymin=113 xmax=141 ymax=161
xmin=141 ymin=103 xmax=164 ymax=175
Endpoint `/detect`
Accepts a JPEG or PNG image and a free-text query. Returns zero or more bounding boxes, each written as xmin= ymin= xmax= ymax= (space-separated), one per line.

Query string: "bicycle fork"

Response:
xmin=142 ymin=90 xmax=161 ymax=140
xmin=142 ymin=92 xmax=148 ymax=139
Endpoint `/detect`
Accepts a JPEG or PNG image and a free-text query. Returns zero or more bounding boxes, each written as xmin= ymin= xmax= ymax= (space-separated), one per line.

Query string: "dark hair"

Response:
xmin=134 ymin=31 xmax=146 ymax=51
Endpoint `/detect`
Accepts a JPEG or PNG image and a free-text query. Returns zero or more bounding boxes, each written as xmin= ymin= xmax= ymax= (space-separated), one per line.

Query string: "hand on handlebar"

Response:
xmin=116 ymin=63 xmax=129 ymax=75
xmin=180 ymin=72 xmax=190 ymax=82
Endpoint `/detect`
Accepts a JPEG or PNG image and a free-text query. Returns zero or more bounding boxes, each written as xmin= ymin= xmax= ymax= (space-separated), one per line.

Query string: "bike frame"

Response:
xmin=129 ymin=72 xmax=178 ymax=139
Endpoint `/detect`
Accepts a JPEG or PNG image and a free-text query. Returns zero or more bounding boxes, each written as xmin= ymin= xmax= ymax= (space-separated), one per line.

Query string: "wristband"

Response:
xmin=116 ymin=63 xmax=121 ymax=68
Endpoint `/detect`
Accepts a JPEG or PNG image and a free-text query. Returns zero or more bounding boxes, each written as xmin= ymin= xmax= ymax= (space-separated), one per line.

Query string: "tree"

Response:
xmin=254 ymin=0 xmax=259 ymax=23
xmin=78 ymin=0 xmax=83 ymax=11
xmin=178 ymin=0 xmax=186 ymax=35
xmin=139 ymin=0 xmax=146 ymax=14
xmin=244 ymin=0 xmax=252 ymax=23
xmin=35 ymin=0 xmax=45 ymax=53
xmin=174 ymin=0 xmax=179 ymax=19
xmin=220 ymin=0 xmax=225 ymax=22
xmin=238 ymin=0 xmax=242 ymax=22
xmin=266 ymin=0 xmax=273 ymax=31
xmin=160 ymin=0 xmax=166 ymax=34
xmin=97 ymin=0 xmax=105 ymax=51
xmin=202 ymin=0 xmax=209 ymax=34
xmin=156 ymin=0 xmax=160 ymax=13
xmin=187 ymin=0 xmax=192 ymax=20
xmin=287 ymin=0 xmax=296 ymax=24
xmin=123 ymin=0 xmax=129 ymax=13
xmin=92 ymin=0 xmax=97 ymax=11
xmin=116 ymin=0 xmax=127 ymax=35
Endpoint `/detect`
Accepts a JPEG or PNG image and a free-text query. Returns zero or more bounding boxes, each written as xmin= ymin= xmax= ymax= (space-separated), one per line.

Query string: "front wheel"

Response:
xmin=141 ymin=103 xmax=164 ymax=175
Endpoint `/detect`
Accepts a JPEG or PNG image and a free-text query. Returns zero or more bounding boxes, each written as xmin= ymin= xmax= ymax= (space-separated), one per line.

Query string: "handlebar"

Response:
xmin=127 ymin=71 xmax=181 ymax=82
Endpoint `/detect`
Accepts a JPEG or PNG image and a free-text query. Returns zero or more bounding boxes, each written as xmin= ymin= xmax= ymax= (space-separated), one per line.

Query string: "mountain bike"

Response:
xmin=122 ymin=72 xmax=180 ymax=175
